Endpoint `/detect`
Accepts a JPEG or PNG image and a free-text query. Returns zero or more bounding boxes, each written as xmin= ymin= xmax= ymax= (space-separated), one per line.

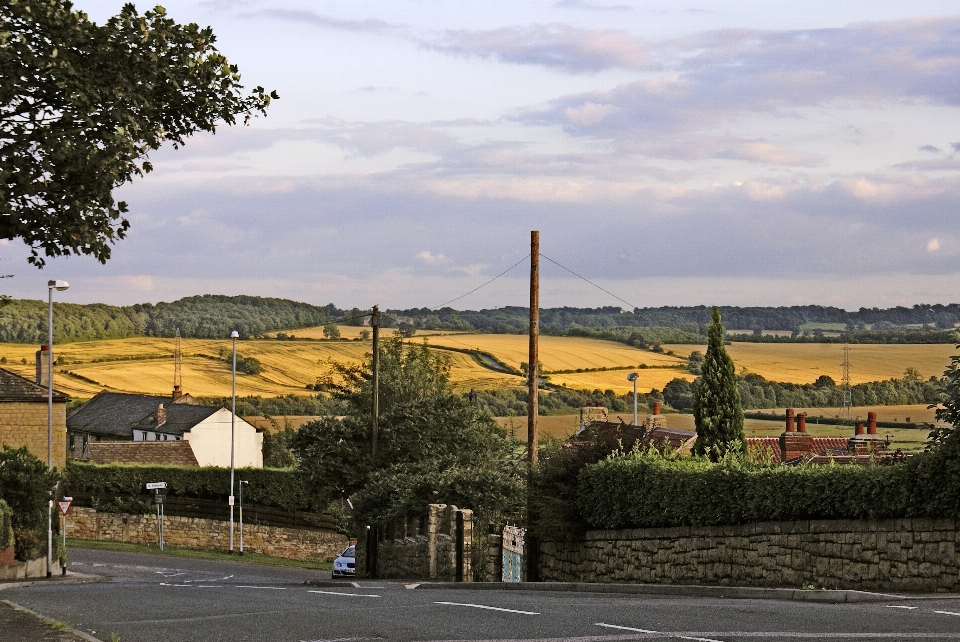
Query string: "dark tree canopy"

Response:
xmin=0 ymin=1 xmax=276 ymax=266
xmin=692 ymin=306 xmax=745 ymax=460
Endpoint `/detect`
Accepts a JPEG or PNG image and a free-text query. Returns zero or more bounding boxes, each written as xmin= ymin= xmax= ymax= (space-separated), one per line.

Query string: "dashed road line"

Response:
xmin=597 ymin=623 xmax=721 ymax=642
xmin=435 ymin=601 xmax=539 ymax=615
xmin=236 ymin=585 xmax=288 ymax=590
xmin=886 ymin=605 xmax=918 ymax=609
xmin=934 ymin=611 xmax=960 ymax=617
xmin=308 ymin=590 xmax=382 ymax=598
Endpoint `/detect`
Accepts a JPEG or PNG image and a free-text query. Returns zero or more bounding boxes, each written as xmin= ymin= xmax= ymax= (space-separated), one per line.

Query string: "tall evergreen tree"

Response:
xmin=692 ymin=306 xmax=745 ymax=460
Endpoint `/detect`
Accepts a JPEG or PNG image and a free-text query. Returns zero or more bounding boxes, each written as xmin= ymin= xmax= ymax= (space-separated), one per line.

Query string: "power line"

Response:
xmin=431 ymin=254 xmax=531 ymax=310
xmin=538 ymin=253 xmax=640 ymax=311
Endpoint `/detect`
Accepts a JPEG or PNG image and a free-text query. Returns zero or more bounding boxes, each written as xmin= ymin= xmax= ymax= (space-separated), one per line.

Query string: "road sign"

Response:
xmin=57 ymin=498 xmax=73 ymax=516
xmin=146 ymin=482 xmax=167 ymax=490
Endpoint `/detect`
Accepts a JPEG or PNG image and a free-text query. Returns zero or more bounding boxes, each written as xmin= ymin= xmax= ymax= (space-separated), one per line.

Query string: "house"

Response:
xmin=87 ymin=441 xmax=200 ymax=466
xmin=68 ymin=391 xmax=264 ymax=468
xmin=0 ymin=366 xmax=69 ymax=468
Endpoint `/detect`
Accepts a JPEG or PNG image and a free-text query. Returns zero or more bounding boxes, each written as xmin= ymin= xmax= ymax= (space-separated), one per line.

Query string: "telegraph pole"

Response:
xmin=528 ymin=231 xmax=539 ymax=467
xmin=371 ymin=305 xmax=380 ymax=463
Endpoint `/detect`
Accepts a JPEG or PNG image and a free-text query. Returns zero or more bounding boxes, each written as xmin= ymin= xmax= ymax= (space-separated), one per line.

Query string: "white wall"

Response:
xmin=184 ymin=409 xmax=263 ymax=468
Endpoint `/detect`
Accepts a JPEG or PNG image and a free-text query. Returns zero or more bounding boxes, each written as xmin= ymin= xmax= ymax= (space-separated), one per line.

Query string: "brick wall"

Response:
xmin=67 ymin=507 xmax=346 ymax=562
xmin=0 ymin=401 xmax=67 ymax=468
xmin=538 ymin=518 xmax=960 ymax=592
xmin=0 ymin=544 xmax=14 ymax=566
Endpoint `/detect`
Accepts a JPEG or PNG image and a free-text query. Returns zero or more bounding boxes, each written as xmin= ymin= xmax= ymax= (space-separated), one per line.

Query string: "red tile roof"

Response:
xmin=87 ymin=441 xmax=199 ymax=466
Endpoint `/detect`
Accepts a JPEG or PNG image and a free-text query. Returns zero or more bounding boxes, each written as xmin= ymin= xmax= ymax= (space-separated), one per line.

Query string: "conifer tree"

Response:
xmin=692 ymin=306 xmax=745 ymax=460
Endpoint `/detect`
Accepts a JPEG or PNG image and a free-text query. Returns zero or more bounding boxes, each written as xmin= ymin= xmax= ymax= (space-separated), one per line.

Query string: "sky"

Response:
xmin=3 ymin=0 xmax=960 ymax=310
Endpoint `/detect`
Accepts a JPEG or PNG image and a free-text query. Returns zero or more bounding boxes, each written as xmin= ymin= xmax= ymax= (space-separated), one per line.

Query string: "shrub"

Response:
xmin=0 ymin=446 xmax=60 ymax=560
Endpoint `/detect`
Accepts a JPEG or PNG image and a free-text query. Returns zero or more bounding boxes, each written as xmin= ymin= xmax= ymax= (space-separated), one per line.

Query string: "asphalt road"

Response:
xmin=6 ymin=549 xmax=960 ymax=642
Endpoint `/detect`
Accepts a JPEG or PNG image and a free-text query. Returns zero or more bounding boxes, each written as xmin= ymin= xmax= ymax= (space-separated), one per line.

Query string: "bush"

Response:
xmin=0 ymin=499 xmax=13 ymax=550
xmin=0 ymin=446 xmax=60 ymax=560
xmin=65 ymin=462 xmax=323 ymax=513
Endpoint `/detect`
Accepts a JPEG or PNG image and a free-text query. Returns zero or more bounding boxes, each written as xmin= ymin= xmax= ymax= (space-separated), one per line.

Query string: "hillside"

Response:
xmin=0 ymin=295 xmax=330 ymax=343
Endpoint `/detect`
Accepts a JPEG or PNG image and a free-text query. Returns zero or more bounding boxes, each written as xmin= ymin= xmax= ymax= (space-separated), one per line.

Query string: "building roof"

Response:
xmin=746 ymin=435 xmax=891 ymax=465
xmin=130 ymin=404 xmax=220 ymax=436
xmin=87 ymin=441 xmax=199 ymax=466
xmin=67 ymin=391 xmax=198 ymax=438
xmin=0 ymin=367 xmax=69 ymax=402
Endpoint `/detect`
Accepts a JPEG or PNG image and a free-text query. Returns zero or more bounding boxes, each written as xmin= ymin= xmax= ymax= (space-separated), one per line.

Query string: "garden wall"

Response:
xmin=67 ymin=507 xmax=346 ymax=562
xmin=539 ymin=518 xmax=960 ymax=592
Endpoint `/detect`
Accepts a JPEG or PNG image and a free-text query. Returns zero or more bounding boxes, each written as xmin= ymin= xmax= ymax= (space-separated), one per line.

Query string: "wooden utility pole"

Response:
xmin=371 ymin=305 xmax=380 ymax=463
xmin=528 ymin=231 xmax=539 ymax=467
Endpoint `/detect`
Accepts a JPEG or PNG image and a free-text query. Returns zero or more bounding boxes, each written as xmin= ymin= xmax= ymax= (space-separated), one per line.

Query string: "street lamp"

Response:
xmin=239 ymin=480 xmax=248 ymax=554
xmin=47 ymin=279 xmax=68 ymax=578
xmin=229 ymin=330 xmax=238 ymax=553
xmin=626 ymin=372 xmax=638 ymax=427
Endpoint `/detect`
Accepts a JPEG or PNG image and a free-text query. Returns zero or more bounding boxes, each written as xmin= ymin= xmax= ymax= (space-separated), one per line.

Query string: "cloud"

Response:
xmin=928 ymin=238 xmax=941 ymax=252
xmin=564 ymin=102 xmax=619 ymax=126
xmin=892 ymin=158 xmax=960 ymax=171
xmin=953 ymin=141 xmax=960 ymax=152
xmin=714 ymin=142 xmax=824 ymax=167
xmin=554 ymin=0 xmax=633 ymax=11
xmin=919 ymin=145 xmax=942 ymax=152
xmin=415 ymin=251 xmax=452 ymax=266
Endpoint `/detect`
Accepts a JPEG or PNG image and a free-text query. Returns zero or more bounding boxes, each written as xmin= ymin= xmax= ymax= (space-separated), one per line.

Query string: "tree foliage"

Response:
xmin=291 ymin=337 xmax=524 ymax=528
xmin=0 ymin=445 xmax=60 ymax=560
xmin=692 ymin=307 xmax=745 ymax=460
xmin=1 ymin=1 xmax=276 ymax=265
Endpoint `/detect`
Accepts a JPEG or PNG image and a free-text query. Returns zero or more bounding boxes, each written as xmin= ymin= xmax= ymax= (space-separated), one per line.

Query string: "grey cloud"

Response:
xmin=953 ymin=141 xmax=960 ymax=152
xmin=919 ymin=145 xmax=942 ymax=153
xmin=255 ymin=9 xmax=403 ymax=36
xmin=893 ymin=158 xmax=960 ymax=171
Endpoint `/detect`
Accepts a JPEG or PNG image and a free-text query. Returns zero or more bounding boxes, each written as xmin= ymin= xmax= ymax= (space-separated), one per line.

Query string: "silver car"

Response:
xmin=332 ymin=545 xmax=355 ymax=578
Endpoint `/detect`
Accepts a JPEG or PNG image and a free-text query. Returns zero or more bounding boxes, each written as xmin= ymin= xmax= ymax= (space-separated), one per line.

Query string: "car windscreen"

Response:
xmin=342 ymin=547 xmax=355 ymax=558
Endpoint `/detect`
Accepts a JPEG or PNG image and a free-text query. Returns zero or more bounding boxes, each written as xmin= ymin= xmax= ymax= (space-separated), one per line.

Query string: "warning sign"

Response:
xmin=57 ymin=497 xmax=72 ymax=516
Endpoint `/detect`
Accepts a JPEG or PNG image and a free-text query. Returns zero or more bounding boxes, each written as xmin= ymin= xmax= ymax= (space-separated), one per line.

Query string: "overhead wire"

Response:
xmin=430 ymin=254 xmax=531 ymax=310
xmin=538 ymin=253 xmax=640 ymax=312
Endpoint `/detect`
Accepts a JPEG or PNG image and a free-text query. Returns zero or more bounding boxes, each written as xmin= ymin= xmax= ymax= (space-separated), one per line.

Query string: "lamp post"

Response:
xmin=47 ymin=279 xmax=68 ymax=578
xmin=239 ymin=480 xmax=248 ymax=554
xmin=626 ymin=372 xmax=638 ymax=426
xmin=229 ymin=330 xmax=238 ymax=553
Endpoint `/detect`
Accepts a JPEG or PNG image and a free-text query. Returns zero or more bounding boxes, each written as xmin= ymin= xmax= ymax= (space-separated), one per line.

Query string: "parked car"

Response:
xmin=332 ymin=545 xmax=355 ymax=578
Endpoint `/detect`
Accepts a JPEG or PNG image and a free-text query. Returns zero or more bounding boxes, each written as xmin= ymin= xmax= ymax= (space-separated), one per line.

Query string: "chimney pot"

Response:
xmin=797 ymin=413 xmax=807 ymax=433
xmin=653 ymin=401 xmax=661 ymax=416
xmin=785 ymin=408 xmax=795 ymax=432
xmin=172 ymin=384 xmax=183 ymax=400
xmin=855 ymin=421 xmax=865 ymax=435
xmin=35 ymin=345 xmax=52 ymax=386
xmin=867 ymin=411 xmax=877 ymax=435
xmin=157 ymin=403 xmax=166 ymax=427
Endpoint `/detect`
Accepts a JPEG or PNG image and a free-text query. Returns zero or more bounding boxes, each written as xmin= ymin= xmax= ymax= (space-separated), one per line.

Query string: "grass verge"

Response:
xmin=66 ymin=538 xmax=333 ymax=570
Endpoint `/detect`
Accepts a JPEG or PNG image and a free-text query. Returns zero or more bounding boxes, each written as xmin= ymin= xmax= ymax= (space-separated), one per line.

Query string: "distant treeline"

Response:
xmin=661 ymin=372 xmax=944 ymax=412
xmin=728 ymin=328 xmax=959 ymax=344
xmin=472 ymin=387 xmax=661 ymax=418
xmin=388 ymin=304 xmax=960 ymax=338
xmin=0 ymin=295 xmax=330 ymax=343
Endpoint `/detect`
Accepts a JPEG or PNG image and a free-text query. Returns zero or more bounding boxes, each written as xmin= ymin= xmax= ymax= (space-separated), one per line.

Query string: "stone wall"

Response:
xmin=0 ymin=400 xmax=67 ymax=469
xmin=68 ymin=507 xmax=346 ymax=562
xmin=538 ymin=518 xmax=960 ymax=592
xmin=358 ymin=504 xmax=472 ymax=581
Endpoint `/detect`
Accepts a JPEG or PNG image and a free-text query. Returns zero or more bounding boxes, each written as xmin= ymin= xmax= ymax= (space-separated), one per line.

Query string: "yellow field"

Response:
xmin=663 ymin=343 xmax=956 ymax=385
xmin=495 ymin=415 xmax=582 ymax=442
xmin=0 ymin=337 xmax=517 ymax=398
xmin=428 ymin=333 xmax=684 ymax=372
xmin=548 ymin=369 xmax=693 ymax=394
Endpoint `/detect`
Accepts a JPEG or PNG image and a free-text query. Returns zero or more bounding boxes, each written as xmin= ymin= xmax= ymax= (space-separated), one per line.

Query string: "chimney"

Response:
xmin=172 ymin=384 xmax=183 ymax=400
xmin=785 ymin=408 xmax=795 ymax=432
xmin=156 ymin=404 xmax=166 ymax=427
xmin=855 ymin=421 xmax=865 ymax=435
xmin=867 ymin=411 xmax=877 ymax=435
xmin=653 ymin=401 xmax=661 ymax=415
xmin=797 ymin=413 xmax=807 ymax=433
xmin=35 ymin=345 xmax=51 ymax=386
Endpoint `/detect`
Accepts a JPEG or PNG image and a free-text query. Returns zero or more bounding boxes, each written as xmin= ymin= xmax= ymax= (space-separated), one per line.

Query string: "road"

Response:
xmin=5 ymin=549 xmax=960 ymax=642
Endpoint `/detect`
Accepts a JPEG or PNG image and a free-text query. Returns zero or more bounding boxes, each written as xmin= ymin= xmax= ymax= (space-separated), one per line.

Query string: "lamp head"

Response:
xmin=230 ymin=331 xmax=239 ymax=339
xmin=47 ymin=280 xmax=69 ymax=291
xmin=626 ymin=372 xmax=638 ymax=382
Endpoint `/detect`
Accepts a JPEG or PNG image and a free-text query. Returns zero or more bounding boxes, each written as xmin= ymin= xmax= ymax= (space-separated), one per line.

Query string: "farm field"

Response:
xmin=272 ymin=325 xmax=465 ymax=340
xmin=0 ymin=337 xmax=517 ymax=398
xmin=548 ymin=368 xmax=693 ymax=395
xmin=428 ymin=333 xmax=685 ymax=371
xmin=662 ymin=342 xmax=956 ymax=384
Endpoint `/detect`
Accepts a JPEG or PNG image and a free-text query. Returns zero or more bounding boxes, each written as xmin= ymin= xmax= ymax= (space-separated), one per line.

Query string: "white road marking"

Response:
xmin=435 ymin=601 xmax=539 ymax=615
xmin=934 ymin=611 xmax=960 ymax=616
xmin=308 ymin=590 xmax=381 ymax=598
xmin=886 ymin=605 xmax=918 ymax=609
xmin=597 ymin=623 xmax=721 ymax=642
xmin=236 ymin=585 xmax=287 ymax=590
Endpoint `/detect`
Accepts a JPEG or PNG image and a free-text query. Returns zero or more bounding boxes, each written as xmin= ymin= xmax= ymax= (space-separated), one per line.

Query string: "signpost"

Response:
xmin=58 ymin=497 xmax=72 ymax=575
xmin=146 ymin=483 xmax=166 ymax=551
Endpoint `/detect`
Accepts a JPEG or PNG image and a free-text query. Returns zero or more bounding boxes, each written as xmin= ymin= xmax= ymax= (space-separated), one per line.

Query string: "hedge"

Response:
xmin=65 ymin=462 xmax=324 ymax=513
xmin=575 ymin=437 xmax=960 ymax=530
xmin=0 ymin=500 xmax=12 ymax=550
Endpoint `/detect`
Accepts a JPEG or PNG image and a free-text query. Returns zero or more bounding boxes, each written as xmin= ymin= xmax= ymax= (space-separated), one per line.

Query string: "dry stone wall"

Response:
xmin=68 ymin=507 xmax=346 ymax=562
xmin=539 ymin=518 xmax=960 ymax=593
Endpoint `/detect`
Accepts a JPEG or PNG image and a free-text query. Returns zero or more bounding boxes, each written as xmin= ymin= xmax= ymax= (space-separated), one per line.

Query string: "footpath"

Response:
xmin=0 ymin=573 xmax=102 ymax=642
